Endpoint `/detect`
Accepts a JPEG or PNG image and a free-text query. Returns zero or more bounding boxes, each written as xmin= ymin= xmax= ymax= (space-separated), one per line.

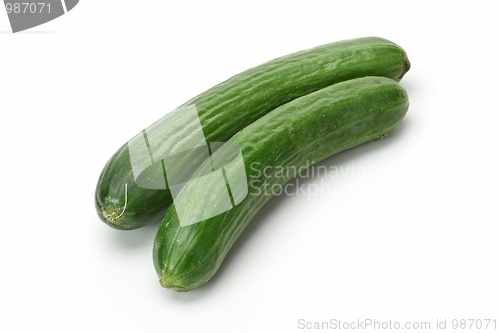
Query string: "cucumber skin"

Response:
xmin=95 ymin=37 xmax=410 ymax=230
xmin=153 ymin=77 xmax=409 ymax=292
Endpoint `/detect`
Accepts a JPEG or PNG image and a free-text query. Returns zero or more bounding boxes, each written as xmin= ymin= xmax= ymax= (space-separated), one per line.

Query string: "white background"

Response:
xmin=1 ymin=1 xmax=499 ymax=332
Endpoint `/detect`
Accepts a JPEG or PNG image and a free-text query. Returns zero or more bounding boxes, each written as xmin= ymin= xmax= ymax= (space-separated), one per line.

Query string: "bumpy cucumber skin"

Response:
xmin=95 ymin=37 xmax=411 ymax=230
xmin=153 ymin=77 xmax=409 ymax=291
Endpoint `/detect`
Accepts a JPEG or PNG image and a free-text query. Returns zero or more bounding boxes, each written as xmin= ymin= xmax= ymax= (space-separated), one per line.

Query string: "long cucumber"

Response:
xmin=153 ymin=76 xmax=410 ymax=291
xmin=95 ymin=37 xmax=410 ymax=230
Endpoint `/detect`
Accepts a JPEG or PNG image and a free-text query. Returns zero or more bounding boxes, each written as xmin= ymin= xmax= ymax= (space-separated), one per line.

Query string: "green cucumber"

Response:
xmin=153 ymin=76 xmax=409 ymax=291
xmin=95 ymin=37 xmax=410 ymax=230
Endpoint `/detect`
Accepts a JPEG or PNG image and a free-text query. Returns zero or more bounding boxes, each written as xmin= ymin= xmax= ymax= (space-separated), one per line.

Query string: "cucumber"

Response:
xmin=95 ymin=37 xmax=410 ymax=230
xmin=153 ymin=76 xmax=409 ymax=291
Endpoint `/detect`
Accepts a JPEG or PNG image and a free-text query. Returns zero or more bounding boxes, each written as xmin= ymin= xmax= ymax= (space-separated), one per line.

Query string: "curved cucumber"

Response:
xmin=153 ymin=76 xmax=409 ymax=291
xmin=95 ymin=37 xmax=410 ymax=230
